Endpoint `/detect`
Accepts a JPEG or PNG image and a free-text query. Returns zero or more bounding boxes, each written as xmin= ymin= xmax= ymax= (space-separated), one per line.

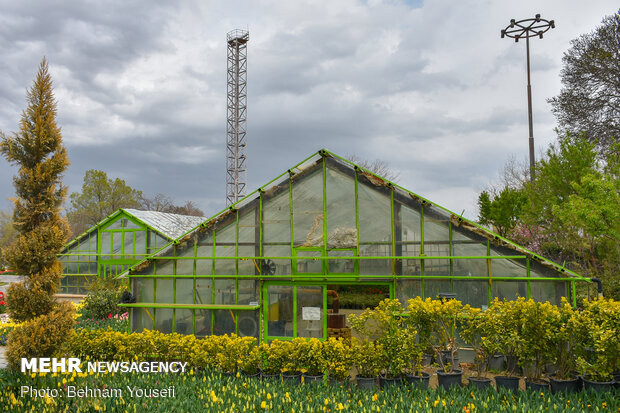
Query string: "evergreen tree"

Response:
xmin=0 ymin=58 xmax=70 ymax=321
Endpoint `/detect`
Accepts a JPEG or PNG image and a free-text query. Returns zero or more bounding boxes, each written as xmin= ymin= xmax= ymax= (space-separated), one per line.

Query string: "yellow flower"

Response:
xmin=337 ymin=403 xmax=345 ymax=411
xmin=372 ymin=394 xmax=378 ymax=402
xmin=325 ymin=398 xmax=330 ymax=405
xmin=261 ymin=401 xmax=267 ymax=409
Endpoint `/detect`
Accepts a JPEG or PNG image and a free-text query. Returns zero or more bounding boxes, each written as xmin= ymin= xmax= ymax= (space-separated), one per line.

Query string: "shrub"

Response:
xmin=5 ymin=279 xmax=56 ymax=322
xmin=6 ymin=301 xmax=75 ymax=369
xmin=80 ymin=288 xmax=123 ymax=320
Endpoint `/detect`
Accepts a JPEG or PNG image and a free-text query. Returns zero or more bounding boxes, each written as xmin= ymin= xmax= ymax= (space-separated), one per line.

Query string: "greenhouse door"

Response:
xmin=263 ymin=284 xmax=326 ymax=340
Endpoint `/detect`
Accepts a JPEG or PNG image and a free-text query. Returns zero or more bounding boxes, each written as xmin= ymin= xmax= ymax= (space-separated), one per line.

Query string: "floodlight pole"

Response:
xmin=501 ymin=14 xmax=554 ymax=182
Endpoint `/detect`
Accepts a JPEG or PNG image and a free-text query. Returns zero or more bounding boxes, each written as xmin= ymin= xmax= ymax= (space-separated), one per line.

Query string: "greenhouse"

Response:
xmin=122 ymin=150 xmax=593 ymax=341
xmin=58 ymin=209 xmax=206 ymax=294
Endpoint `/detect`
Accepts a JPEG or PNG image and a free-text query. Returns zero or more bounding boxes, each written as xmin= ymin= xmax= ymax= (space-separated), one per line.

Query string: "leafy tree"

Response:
xmin=477 ymin=186 xmax=527 ymax=237
xmin=67 ymin=169 xmax=143 ymax=235
xmin=0 ymin=58 xmax=72 ymax=321
xmin=549 ymin=10 xmax=620 ymax=157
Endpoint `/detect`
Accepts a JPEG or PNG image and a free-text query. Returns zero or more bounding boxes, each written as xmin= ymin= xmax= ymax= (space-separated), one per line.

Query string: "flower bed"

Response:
xmin=0 ymin=367 xmax=616 ymax=412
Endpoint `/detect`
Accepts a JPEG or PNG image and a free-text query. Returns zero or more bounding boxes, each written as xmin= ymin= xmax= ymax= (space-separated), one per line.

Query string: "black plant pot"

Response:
xmin=379 ymin=376 xmax=402 ymax=389
xmin=422 ymin=353 xmax=433 ymax=366
xmin=282 ymin=372 xmax=301 ymax=384
xmin=437 ymin=369 xmax=462 ymax=390
xmin=549 ymin=375 xmax=580 ymax=393
xmin=260 ymin=371 xmax=280 ymax=381
xmin=302 ymin=373 xmax=324 ymax=385
xmin=582 ymin=375 xmax=614 ymax=392
xmin=405 ymin=372 xmax=430 ymax=389
xmin=525 ymin=379 xmax=549 ymax=392
xmin=495 ymin=375 xmax=520 ymax=392
xmin=241 ymin=371 xmax=260 ymax=379
xmin=489 ymin=355 xmax=505 ymax=371
xmin=356 ymin=376 xmax=378 ymax=390
xmin=468 ymin=376 xmax=493 ymax=390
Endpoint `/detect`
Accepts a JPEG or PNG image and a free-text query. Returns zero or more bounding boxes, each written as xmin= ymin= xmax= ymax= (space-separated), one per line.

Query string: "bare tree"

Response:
xmin=346 ymin=154 xmax=400 ymax=183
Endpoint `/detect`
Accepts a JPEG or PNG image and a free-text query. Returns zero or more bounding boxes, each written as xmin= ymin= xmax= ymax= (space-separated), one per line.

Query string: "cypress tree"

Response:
xmin=0 ymin=58 xmax=70 ymax=321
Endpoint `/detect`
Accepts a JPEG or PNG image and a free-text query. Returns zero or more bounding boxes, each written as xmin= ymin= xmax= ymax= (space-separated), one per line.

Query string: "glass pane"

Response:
xmin=125 ymin=219 xmax=141 ymax=229
xmin=155 ymin=259 xmax=175 ymax=275
xmin=490 ymin=250 xmax=526 ymax=277
xmin=175 ymin=278 xmax=194 ymax=304
xmin=175 ymin=309 xmax=193 ymax=335
xmin=111 ymin=232 xmax=123 ymax=259
xmin=132 ymin=308 xmax=154 ymax=332
xmin=423 ymin=207 xmax=450 ymax=276
xmin=263 ymin=185 xmax=291 ymax=243
xmin=195 ymin=278 xmax=212 ymax=305
xmin=238 ymin=310 xmax=259 ymax=338
xmin=396 ymin=279 xmax=422 ymax=305
xmin=214 ymin=279 xmax=236 ymax=305
xmin=297 ymin=286 xmax=323 ymax=338
xmin=296 ymin=249 xmax=323 ymax=274
xmin=267 ymin=285 xmax=294 ymax=337
xmin=452 ymin=280 xmax=489 ymax=308
xmin=213 ymin=310 xmax=237 ymax=335
xmin=238 ymin=246 xmax=256 ymax=275
xmin=122 ymin=231 xmax=135 ymax=259
xmin=135 ymin=278 xmax=154 ymax=303
xmin=358 ymin=180 xmax=392 ymax=275
xmin=134 ymin=230 xmax=146 ymax=257
xmin=424 ymin=280 xmax=451 ymax=299
xmin=215 ymin=223 xmax=236 ymax=275
xmin=237 ymin=280 xmax=258 ymax=305
xmin=492 ymin=281 xmax=527 ymax=301
xmin=196 ymin=233 xmax=213 ymax=276
xmin=399 ymin=204 xmax=422 ymax=275
xmin=155 ymin=308 xmax=173 ymax=334
xmin=195 ymin=309 xmax=212 ymax=337
xmin=293 ymin=168 xmax=324 ymax=247
xmin=106 ymin=220 xmax=123 ymax=230
xmin=328 ymin=249 xmax=355 ymax=274
xmin=263 ymin=245 xmax=292 ymax=276
xmin=100 ymin=232 xmax=111 ymax=258
xmin=156 ymin=279 xmax=174 ymax=303
xmin=326 ymin=163 xmax=356 ymax=249
xmin=530 ymin=281 xmax=567 ymax=306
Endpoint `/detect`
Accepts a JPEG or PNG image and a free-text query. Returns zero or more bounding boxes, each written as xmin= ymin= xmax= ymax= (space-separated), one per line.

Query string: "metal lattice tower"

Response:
xmin=226 ymin=29 xmax=249 ymax=206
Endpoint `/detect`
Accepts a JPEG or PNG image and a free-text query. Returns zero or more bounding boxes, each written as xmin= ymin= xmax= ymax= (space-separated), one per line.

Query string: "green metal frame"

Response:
xmin=125 ymin=150 xmax=594 ymax=341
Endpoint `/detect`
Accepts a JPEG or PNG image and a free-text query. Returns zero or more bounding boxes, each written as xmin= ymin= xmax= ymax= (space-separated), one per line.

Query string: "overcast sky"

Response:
xmin=0 ymin=1 xmax=617 ymax=221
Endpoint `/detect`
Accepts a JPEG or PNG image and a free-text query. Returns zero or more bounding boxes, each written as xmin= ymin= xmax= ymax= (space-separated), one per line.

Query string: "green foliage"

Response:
xmin=458 ymin=306 xmax=490 ymax=378
xmin=349 ymin=299 xmax=414 ymax=377
xmin=549 ymin=10 xmax=620 ymax=157
xmin=80 ymin=287 xmax=124 ymax=320
xmin=477 ymin=186 xmax=527 ymax=237
xmin=351 ymin=338 xmax=382 ymax=378
xmin=67 ymin=169 xmax=144 ymax=236
xmin=5 ymin=301 xmax=74 ymax=369
xmin=576 ymin=298 xmax=620 ymax=382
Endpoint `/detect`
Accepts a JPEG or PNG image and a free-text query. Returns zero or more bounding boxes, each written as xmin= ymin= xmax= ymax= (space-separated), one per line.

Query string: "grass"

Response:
xmin=0 ymin=368 xmax=616 ymax=412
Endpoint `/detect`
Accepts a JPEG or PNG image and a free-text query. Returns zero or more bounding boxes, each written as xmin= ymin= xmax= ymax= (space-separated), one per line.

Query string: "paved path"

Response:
xmin=0 ymin=275 xmax=25 ymax=296
xmin=0 ymin=346 xmax=6 ymax=369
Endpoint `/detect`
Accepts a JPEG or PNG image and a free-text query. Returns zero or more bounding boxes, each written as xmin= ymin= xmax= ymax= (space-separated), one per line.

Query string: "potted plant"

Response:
xmin=519 ymin=300 xmax=555 ymax=391
xmin=575 ymin=298 xmax=619 ymax=392
xmin=426 ymin=297 xmax=466 ymax=390
xmin=239 ymin=342 xmax=261 ymax=377
xmin=320 ymin=337 xmax=353 ymax=386
xmin=351 ymin=338 xmax=381 ymax=389
xmin=547 ymin=298 xmax=582 ymax=393
xmin=486 ymin=299 xmax=524 ymax=392
xmin=406 ymin=296 xmax=435 ymax=365
xmin=459 ymin=306 xmax=493 ymax=389
xmin=349 ymin=299 xmax=408 ymax=387
xmin=297 ymin=338 xmax=326 ymax=384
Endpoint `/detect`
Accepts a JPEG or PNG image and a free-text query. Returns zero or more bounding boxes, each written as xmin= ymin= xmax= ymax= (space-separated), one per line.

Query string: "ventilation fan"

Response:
xmin=261 ymin=259 xmax=276 ymax=275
